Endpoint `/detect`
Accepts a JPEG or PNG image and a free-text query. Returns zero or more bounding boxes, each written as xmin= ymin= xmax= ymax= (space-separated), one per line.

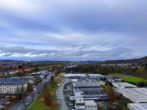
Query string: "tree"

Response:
xmin=20 ymin=70 xmax=24 ymax=75
xmin=42 ymin=85 xmax=54 ymax=105
xmin=51 ymin=76 xmax=54 ymax=82
xmin=27 ymin=83 xmax=33 ymax=91
xmin=29 ymin=69 xmax=32 ymax=73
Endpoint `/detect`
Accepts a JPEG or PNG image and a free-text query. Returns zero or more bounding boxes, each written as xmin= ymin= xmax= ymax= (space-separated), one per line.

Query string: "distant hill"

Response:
xmin=0 ymin=60 xmax=26 ymax=63
xmin=101 ymin=56 xmax=147 ymax=64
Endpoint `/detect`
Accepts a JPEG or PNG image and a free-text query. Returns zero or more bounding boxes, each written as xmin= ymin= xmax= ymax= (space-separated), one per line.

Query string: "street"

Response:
xmin=7 ymin=72 xmax=54 ymax=110
xmin=57 ymin=78 xmax=69 ymax=110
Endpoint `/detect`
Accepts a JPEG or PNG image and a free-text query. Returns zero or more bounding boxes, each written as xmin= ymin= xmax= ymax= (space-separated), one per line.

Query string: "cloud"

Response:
xmin=0 ymin=0 xmax=146 ymax=60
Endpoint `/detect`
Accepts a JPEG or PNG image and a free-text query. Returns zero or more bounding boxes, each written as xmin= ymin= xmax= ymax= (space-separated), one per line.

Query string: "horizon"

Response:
xmin=0 ymin=0 xmax=147 ymax=61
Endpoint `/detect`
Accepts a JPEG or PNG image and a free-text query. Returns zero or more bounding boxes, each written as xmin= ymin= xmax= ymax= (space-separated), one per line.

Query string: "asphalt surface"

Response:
xmin=8 ymin=72 xmax=54 ymax=110
xmin=57 ymin=78 xmax=69 ymax=110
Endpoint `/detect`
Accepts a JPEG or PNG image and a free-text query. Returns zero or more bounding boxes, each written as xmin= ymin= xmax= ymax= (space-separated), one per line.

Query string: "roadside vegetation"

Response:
xmin=30 ymin=77 xmax=60 ymax=110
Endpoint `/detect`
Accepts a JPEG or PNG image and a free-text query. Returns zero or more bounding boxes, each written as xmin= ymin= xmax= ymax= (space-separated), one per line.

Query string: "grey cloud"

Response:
xmin=0 ymin=46 xmax=139 ymax=61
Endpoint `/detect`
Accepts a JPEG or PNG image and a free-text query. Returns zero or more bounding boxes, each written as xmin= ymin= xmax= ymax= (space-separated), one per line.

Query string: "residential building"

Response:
xmin=0 ymin=78 xmax=27 ymax=96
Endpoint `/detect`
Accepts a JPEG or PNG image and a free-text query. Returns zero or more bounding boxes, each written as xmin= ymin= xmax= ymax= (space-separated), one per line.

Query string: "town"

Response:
xmin=0 ymin=60 xmax=147 ymax=110
xmin=0 ymin=0 xmax=146 ymax=110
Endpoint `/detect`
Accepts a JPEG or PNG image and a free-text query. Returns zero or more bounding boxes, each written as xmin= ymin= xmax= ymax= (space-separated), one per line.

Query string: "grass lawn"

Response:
xmin=29 ymin=83 xmax=59 ymax=110
xmin=121 ymin=77 xmax=147 ymax=84
xmin=108 ymin=73 xmax=123 ymax=75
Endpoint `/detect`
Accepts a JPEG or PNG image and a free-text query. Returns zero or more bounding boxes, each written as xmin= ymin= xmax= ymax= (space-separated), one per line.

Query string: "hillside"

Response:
xmin=101 ymin=56 xmax=147 ymax=64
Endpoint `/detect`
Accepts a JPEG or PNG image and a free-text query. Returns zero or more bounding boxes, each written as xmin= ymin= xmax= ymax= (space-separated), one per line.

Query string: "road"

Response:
xmin=57 ymin=78 xmax=69 ymax=110
xmin=8 ymin=72 xmax=54 ymax=110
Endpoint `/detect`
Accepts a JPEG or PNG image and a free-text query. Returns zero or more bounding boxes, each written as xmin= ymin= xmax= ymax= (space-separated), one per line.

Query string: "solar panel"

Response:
xmin=134 ymin=105 xmax=142 ymax=110
xmin=142 ymin=105 xmax=147 ymax=109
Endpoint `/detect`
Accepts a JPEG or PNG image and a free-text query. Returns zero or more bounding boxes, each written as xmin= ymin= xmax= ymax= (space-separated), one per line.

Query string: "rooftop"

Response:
xmin=0 ymin=78 xmax=26 ymax=85
xmin=73 ymin=82 xmax=101 ymax=88
xmin=128 ymin=103 xmax=147 ymax=110
xmin=112 ymin=82 xmax=137 ymax=88
xmin=85 ymin=100 xmax=97 ymax=106
xmin=76 ymin=98 xmax=85 ymax=104
xmin=116 ymin=88 xmax=147 ymax=103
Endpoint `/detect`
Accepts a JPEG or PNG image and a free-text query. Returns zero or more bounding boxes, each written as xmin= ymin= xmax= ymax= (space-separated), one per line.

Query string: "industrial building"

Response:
xmin=127 ymin=103 xmax=147 ymax=110
xmin=70 ymin=82 xmax=108 ymax=101
xmin=75 ymin=98 xmax=97 ymax=110
xmin=112 ymin=82 xmax=137 ymax=88
xmin=64 ymin=74 xmax=104 ymax=79
xmin=115 ymin=88 xmax=147 ymax=103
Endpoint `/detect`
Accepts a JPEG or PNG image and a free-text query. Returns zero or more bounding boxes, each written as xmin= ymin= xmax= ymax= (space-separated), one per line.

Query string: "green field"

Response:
xmin=121 ymin=77 xmax=147 ymax=84
xmin=108 ymin=73 xmax=123 ymax=75
xmin=29 ymin=83 xmax=59 ymax=110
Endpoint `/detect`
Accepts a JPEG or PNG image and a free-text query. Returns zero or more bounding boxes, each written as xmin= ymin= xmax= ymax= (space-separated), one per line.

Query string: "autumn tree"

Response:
xmin=42 ymin=85 xmax=54 ymax=105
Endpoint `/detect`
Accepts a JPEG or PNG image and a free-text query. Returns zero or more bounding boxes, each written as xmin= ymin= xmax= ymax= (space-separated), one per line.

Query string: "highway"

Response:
xmin=8 ymin=72 xmax=54 ymax=110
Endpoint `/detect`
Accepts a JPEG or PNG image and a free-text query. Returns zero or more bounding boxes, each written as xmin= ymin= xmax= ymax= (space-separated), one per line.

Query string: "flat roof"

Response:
xmin=71 ymin=79 xmax=78 ymax=82
xmin=112 ymin=82 xmax=137 ymax=88
xmin=64 ymin=74 xmax=103 ymax=77
xmin=85 ymin=100 xmax=97 ymax=106
xmin=128 ymin=103 xmax=147 ymax=110
xmin=0 ymin=78 xmax=26 ymax=85
xmin=73 ymin=82 xmax=101 ymax=88
xmin=116 ymin=88 xmax=147 ymax=103
xmin=76 ymin=98 xmax=85 ymax=104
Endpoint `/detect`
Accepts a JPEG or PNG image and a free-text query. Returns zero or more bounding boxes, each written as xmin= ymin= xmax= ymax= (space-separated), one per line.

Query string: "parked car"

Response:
xmin=25 ymin=103 xmax=28 ymax=106
xmin=21 ymin=100 xmax=24 ymax=103
xmin=2 ymin=103 xmax=6 ymax=106
xmin=113 ymin=101 xmax=119 ymax=106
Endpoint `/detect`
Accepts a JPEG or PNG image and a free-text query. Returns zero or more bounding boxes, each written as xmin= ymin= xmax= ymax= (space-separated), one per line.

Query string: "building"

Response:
xmin=127 ymin=103 xmax=147 ymax=110
xmin=85 ymin=100 xmax=97 ymax=110
xmin=75 ymin=98 xmax=85 ymax=110
xmin=70 ymin=82 xmax=108 ymax=101
xmin=0 ymin=78 xmax=27 ymax=96
xmin=115 ymin=88 xmax=147 ymax=103
xmin=112 ymin=82 xmax=137 ymax=88
xmin=75 ymin=98 xmax=97 ymax=110
xmin=65 ymin=74 xmax=103 ymax=79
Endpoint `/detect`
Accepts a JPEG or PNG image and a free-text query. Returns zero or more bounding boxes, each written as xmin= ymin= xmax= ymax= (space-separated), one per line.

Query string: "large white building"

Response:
xmin=115 ymin=88 xmax=147 ymax=103
xmin=112 ymin=82 xmax=137 ymax=88
xmin=127 ymin=103 xmax=147 ymax=110
xmin=65 ymin=74 xmax=103 ymax=79
xmin=0 ymin=78 xmax=27 ymax=95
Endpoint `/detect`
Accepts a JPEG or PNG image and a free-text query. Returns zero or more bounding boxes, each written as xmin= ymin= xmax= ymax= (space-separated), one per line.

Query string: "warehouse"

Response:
xmin=116 ymin=88 xmax=147 ymax=103
xmin=127 ymin=103 xmax=147 ymax=110
xmin=64 ymin=74 xmax=103 ymax=79
xmin=71 ymin=82 xmax=108 ymax=101
xmin=75 ymin=98 xmax=97 ymax=110
xmin=112 ymin=82 xmax=137 ymax=88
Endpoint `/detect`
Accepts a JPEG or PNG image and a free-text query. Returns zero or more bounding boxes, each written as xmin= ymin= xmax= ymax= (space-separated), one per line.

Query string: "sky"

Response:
xmin=0 ymin=0 xmax=147 ymax=61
